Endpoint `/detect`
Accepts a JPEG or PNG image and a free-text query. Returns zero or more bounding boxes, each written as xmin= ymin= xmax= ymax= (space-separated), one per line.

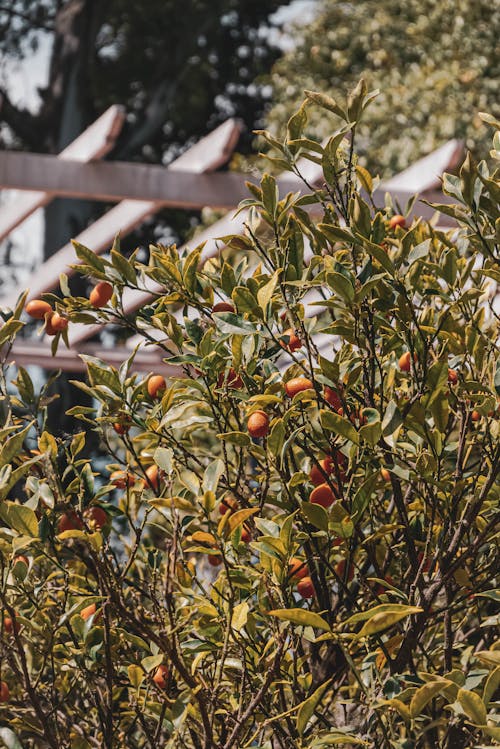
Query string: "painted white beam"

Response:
xmin=0 ymin=105 xmax=125 ymax=241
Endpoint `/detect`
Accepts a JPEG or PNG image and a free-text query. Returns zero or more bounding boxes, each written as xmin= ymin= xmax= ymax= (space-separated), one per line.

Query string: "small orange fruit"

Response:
xmin=448 ymin=368 xmax=458 ymax=385
xmin=46 ymin=312 xmax=68 ymax=335
xmin=471 ymin=410 xmax=481 ymax=422
xmin=89 ymin=281 xmax=113 ymax=308
xmin=217 ymin=368 xmax=243 ymax=389
xmin=58 ymin=511 xmax=84 ymax=533
xmin=3 ymin=615 xmax=19 ymax=635
xmin=297 ymin=576 xmax=315 ymax=598
xmin=240 ymin=526 xmax=251 ymax=543
xmin=335 ymin=559 xmax=354 ymax=582
xmin=212 ymin=301 xmax=234 ymax=313
xmin=284 ymin=377 xmax=314 ymax=398
xmin=152 ymin=664 xmax=169 ymax=689
xmin=219 ymin=496 xmax=238 ymax=515
xmin=389 ymin=214 xmax=406 ymax=230
xmin=144 ymin=464 xmax=160 ymax=491
xmin=247 ymin=410 xmax=270 ymax=438
xmin=147 ymin=374 xmax=166 ymax=399
xmin=380 ymin=468 xmax=391 ymax=482
xmin=0 ymin=681 xmax=9 ymax=703
xmin=81 ymin=603 xmax=97 ymax=621
xmin=398 ymin=351 xmax=415 ymax=372
xmin=280 ymin=328 xmax=301 ymax=352
xmin=110 ymin=470 xmax=135 ymax=489
xmin=84 ymin=506 xmax=108 ymax=530
xmin=26 ymin=299 xmax=52 ymax=319
xmin=208 ymin=554 xmax=222 ymax=567
xmin=289 ymin=557 xmax=308 ymax=581
xmin=309 ymin=483 xmax=337 ymax=508
xmin=309 ymin=456 xmax=335 ymax=487
xmin=324 ymin=386 xmax=343 ymax=411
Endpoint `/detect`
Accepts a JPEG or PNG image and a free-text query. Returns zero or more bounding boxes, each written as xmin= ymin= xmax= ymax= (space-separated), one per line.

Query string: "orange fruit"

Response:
xmin=309 ymin=483 xmax=337 ymax=508
xmin=335 ymin=559 xmax=354 ymax=582
xmin=448 ymin=368 xmax=458 ymax=385
xmin=297 ymin=576 xmax=315 ymax=598
xmin=0 ymin=681 xmax=9 ymax=703
xmin=147 ymin=374 xmax=166 ymax=399
xmin=380 ymin=468 xmax=391 ymax=482
xmin=289 ymin=557 xmax=308 ymax=580
xmin=152 ymin=664 xmax=169 ymax=689
xmin=89 ymin=281 xmax=113 ymax=308
xmin=26 ymin=299 xmax=52 ymax=319
xmin=247 ymin=410 xmax=270 ymax=438
xmin=212 ymin=301 xmax=234 ymax=313
xmin=46 ymin=312 xmax=68 ymax=335
xmin=309 ymin=456 xmax=334 ymax=486
xmin=145 ymin=464 xmax=160 ymax=491
xmin=280 ymin=328 xmax=301 ymax=352
xmin=219 ymin=496 xmax=238 ymax=515
xmin=471 ymin=410 xmax=481 ymax=422
xmin=398 ymin=351 xmax=415 ymax=372
xmin=217 ymin=368 xmax=243 ymax=389
xmin=81 ymin=603 xmax=97 ymax=621
xmin=240 ymin=526 xmax=251 ymax=543
xmin=324 ymin=386 xmax=343 ymax=411
xmin=110 ymin=470 xmax=135 ymax=489
xmin=84 ymin=506 xmax=108 ymax=530
xmin=208 ymin=554 xmax=222 ymax=567
xmin=389 ymin=214 xmax=406 ymax=229
xmin=58 ymin=511 xmax=84 ymax=533
xmin=284 ymin=377 xmax=314 ymax=398
xmin=3 ymin=615 xmax=19 ymax=635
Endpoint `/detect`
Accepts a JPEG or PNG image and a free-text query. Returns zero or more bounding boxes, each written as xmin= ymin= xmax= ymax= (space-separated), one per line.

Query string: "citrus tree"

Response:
xmin=0 ymin=84 xmax=499 ymax=748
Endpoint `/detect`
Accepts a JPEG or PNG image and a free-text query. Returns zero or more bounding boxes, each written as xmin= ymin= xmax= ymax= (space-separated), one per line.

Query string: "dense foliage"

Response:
xmin=267 ymin=0 xmax=500 ymax=176
xmin=0 ymin=85 xmax=499 ymax=748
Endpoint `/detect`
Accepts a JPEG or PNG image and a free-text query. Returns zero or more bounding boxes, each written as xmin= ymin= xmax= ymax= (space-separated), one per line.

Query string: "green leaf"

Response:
xmin=231 ymin=601 xmax=249 ymax=632
xmin=326 ymin=272 xmax=355 ymax=304
xmin=182 ymin=248 xmax=201 ymax=293
xmin=212 ymin=311 xmax=258 ymax=335
xmin=346 ymin=604 xmax=422 ymax=639
xmin=483 ymin=665 xmax=500 ymax=706
xmin=217 ymin=431 xmax=251 ymax=446
xmin=257 ymin=269 xmax=280 ymax=315
xmin=410 ymin=680 xmax=452 ymax=718
xmin=202 ymin=459 xmax=224 ymax=494
xmin=0 ymin=423 xmax=33 ymax=468
xmin=0 ymin=727 xmax=24 ymax=749
xmin=351 ymin=473 xmax=378 ymax=522
xmin=72 ymin=240 xmax=105 ymax=273
xmin=300 ymin=500 xmax=329 ymax=532
xmin=0 ymin=502 xmax=38 ymax=537
xmin=0 ymin=318 xmax=24 ymax=346
xmin=304 ymin=90 xmax=346 ymax=119
xmin=317 ymin=223 xmax=355 ymax=245
xmin=154 ymin=447 xmax=174 ymax=474
xmin=267 ymin=608 xmax=330 ymax=631
xmin=127 ymin=664 xmax=144 ymax=688
xmin=141 ymin=654 xmax=164 ymax=673
xmin=320 ymin=409 xmax=359 ymax=445
xmin=268 ymin=418 xmax=285 ymax=457
xmin=297 ymin=680 xmax=332 ymax=735
xmin=457 ymin=688 xmax=487 ymax=725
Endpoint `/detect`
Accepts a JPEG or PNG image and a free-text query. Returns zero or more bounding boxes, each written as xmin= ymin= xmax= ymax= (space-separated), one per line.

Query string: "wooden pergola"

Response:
xmin=0 ymin=106 xmax=464 ymax=372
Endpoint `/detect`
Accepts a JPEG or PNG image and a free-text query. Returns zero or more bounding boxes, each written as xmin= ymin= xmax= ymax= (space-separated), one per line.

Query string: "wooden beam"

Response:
xmin=0 ymin=105 xmax=125 ymax=241
xmin=0 ymin=120 xmax=243 ymax=310
xmin=0 ymin=150 xmax=313 ymax=206
xmin=381 ymin=139 xmax=464 ymax=193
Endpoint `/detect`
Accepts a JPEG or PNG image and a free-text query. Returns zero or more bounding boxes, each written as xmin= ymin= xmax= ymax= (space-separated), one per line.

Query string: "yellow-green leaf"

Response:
xmin=231 ymin=602 xmax=249 ymax=633
xmin=0 ymin=502 xmax=38 ymax=537
xmin=320 ymin=409 xmax=359 ymax=445
xmin=483 ymin=665 xmax=500 ymax=706
xmin=267 ymin=608 xmax=330 ymax=631
xmin=457 ymin=688 xmax=487 ymax=725
xmin=410 ymin=680 xmax=452 ymax=718
xmin=127 ymin=664 xmax=144 ymax=688
xmin=354 ymin=605 xmax=422 ymax=639
xmin=297 ymin=680 xmax=332 ymax=735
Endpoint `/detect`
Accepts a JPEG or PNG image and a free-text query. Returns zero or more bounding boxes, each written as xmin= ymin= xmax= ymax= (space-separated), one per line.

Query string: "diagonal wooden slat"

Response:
xmin=380 ymin=139 xmax=464 ymax=193
xmin=1 ymin=119 xmax=242 ymax=311
xmin=0 ymin=105 xmax=125 ymax=241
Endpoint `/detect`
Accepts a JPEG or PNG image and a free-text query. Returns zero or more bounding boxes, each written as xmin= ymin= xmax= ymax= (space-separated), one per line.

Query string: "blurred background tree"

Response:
xmin=266 ymin=0 xmax=499 ymax=176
